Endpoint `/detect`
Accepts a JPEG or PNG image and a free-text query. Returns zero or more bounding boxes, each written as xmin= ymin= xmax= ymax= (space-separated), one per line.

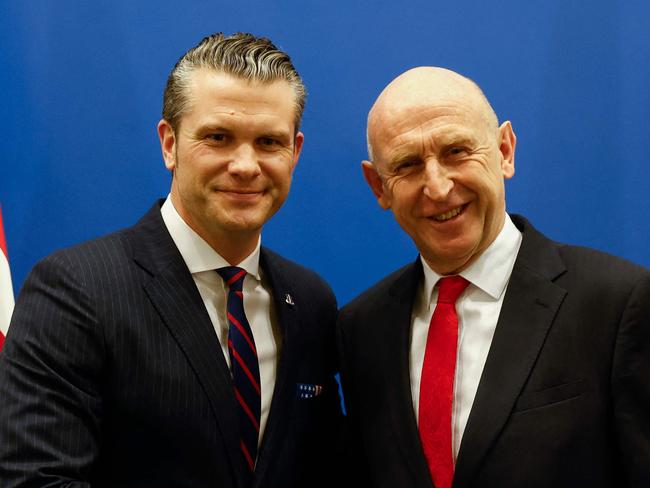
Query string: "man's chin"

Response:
xmin=212 ymin=212 xmax=270 ymax=234
xmin=417 ymin=236 xmax=481 ymax=273
xmin=200 ymin=198 xmax=281 ymax=235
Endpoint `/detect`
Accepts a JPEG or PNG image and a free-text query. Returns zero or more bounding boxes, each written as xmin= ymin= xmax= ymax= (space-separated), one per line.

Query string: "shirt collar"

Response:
xmin=160 ymin=195 xmax=262 ymax=280
xmin=420 ymin=213 xmax=522 ymax=307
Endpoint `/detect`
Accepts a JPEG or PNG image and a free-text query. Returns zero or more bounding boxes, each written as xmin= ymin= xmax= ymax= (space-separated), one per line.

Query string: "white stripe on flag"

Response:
xmin=0 ymin=207 xmax=14 ymax=338
xmin=0 ymin=250 xmax=13 ymax=337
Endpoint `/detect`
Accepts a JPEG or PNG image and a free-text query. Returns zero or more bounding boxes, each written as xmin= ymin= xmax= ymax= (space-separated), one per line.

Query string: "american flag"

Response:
xmin=0 ymin=204 xmax=14 ymax=350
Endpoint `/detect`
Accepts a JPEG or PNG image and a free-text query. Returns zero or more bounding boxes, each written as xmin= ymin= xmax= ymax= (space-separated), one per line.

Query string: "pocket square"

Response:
xmin=296 ymin=383 xmax=324 ymax=399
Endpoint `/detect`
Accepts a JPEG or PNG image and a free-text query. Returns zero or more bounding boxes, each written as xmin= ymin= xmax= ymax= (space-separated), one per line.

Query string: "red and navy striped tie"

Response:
xmin=217 ymin=266 xmax=261 ymax=477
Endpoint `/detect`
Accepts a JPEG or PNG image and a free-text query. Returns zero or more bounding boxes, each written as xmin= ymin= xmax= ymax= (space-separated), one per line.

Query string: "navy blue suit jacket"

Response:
xmin=338 ymin=215 xmax=650 ymax=487
xmin=0 ymin=201 xmax=342 ymax=487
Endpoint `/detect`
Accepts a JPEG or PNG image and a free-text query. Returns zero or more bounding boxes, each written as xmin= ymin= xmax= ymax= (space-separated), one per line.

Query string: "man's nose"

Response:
xmin=229 ymin=143 xmax=262 ymax=178
xmin=422 ymin=159 xmax=453 ymax=201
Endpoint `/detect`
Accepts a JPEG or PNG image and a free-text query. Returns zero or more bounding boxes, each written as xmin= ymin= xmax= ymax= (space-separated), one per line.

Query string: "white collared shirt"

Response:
xmin=410 ymin=213 xmax=522 ymax=461
xmin=160 ymin=196 xmax=279 ymax=448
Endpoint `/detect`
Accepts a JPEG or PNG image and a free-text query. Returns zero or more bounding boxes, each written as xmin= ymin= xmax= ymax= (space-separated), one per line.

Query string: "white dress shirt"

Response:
xmin=160 ymin=196 xmax=280 ymax=448
xmin=410 ymin=213 xmax=522 ymax=461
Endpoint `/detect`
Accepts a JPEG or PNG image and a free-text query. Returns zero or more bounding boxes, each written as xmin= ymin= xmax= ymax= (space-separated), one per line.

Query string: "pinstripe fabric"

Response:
xmin=0 ymin=200 xmax=343 ymax=488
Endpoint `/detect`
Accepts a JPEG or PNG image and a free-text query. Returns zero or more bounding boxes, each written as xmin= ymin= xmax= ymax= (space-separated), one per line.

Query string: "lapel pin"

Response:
xmin=285 ymin=293 xmax=295 ymax=306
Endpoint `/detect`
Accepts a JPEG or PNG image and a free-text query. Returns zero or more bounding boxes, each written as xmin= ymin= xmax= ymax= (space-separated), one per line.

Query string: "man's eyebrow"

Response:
xmin=259 ymin=130 xmax=291 ymax=140
xmin=195 ymin=122 xmax=232 ymax=133
xmin=429 ymin=131 xmax=476 ymax=147
xmin=193 ymin=123 xmax=292 ymax=141
xmin=445 ymin=135 xmax=474 ymax=145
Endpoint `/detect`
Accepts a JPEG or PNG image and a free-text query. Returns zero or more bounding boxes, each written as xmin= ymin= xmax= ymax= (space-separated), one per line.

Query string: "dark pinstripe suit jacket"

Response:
xmin=0 ymin=202 xmax=342 ymax=488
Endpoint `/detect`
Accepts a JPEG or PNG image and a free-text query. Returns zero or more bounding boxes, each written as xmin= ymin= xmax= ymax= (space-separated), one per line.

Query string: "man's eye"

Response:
xmin=259 ymin=137 xmax=277 ymax=146
xmin=395 ymin=160 xmax=418 ymax=172
xmin=208 ymin=134 xmax=226 ymax=142
xmin=448 ymin=147 xmax=467 ymax=156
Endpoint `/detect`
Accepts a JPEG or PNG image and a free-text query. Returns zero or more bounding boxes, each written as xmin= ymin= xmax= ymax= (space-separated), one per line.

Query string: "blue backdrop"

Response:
xmin=2 ymin=0 xmax=649 ymax=305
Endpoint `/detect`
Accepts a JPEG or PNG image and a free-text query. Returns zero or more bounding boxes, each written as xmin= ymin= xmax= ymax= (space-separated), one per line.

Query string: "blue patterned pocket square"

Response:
xmin=296 ymin=383 xmax=324 ymax=399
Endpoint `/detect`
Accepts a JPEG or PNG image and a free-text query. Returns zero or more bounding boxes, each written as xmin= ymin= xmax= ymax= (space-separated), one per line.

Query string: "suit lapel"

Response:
xmin=250 ymin=248 xmax=300 ymax=484
xmin=453 ymin=216 xmax=567 ymax=488
xmin=129 ymin=203 xmax=244 ymax=488
xmin=381 ymin=260 xmax=435 ymax=487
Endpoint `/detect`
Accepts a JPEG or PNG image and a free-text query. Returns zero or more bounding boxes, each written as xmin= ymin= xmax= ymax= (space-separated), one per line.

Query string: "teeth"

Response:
xmin=434 ymin=206 xmax=463 ymax=221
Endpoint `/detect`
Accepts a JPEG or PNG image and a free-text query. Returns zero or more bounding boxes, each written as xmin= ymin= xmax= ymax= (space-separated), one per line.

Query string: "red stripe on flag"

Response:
xmin=0 ymin=205 xmax=8 ymax=258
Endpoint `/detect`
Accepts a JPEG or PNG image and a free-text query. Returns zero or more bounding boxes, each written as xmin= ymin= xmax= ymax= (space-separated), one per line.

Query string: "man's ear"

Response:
xmin=157 ymin=119 xmax=177 ymax=171
xmin=498 ymin=121 xmax=516 ymax=179
xmin=291 ymin=131 xmax=304 ymax=171
xmin=362 ymin=160 xmax=391 ymax=209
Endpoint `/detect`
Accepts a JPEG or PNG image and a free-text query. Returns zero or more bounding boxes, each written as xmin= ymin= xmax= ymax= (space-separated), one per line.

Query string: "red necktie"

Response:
xmin=419 ymin=276 xmax=469 ymax=488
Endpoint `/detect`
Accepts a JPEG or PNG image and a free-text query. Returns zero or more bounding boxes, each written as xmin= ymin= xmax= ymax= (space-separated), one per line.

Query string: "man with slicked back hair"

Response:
xmin=0 ymin=32 xmax=342 ymax=487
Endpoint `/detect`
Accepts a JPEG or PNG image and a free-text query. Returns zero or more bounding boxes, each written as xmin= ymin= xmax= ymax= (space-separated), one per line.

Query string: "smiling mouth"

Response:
xmin=432 ymin=204 xmax=467 ymax=222
xmin=217 ymin=189 xmax=265 ymax=203
xmin=222 ymin=188 xmax=262 ymax=193
xmin=220 ymin=189 xmax=264 ymax=196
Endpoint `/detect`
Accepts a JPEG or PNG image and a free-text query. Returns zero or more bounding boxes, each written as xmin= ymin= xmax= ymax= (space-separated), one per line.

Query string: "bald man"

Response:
xmin=337 ymin=67 xmax=650 ymax=488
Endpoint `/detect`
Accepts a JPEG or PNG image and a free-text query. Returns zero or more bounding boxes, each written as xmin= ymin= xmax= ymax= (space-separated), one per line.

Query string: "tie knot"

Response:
xmin=436 ymin=276 xmax=469 ymax=304
xmin=216 ymin=266 xmax=247 ymax=291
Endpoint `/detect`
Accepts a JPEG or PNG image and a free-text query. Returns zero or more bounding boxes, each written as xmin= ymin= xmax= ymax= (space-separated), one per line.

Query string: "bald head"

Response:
xmin=360 ymin=65 xmax=516 ymax=274
xmin=367 ymin=67 xmax=498 ymax=161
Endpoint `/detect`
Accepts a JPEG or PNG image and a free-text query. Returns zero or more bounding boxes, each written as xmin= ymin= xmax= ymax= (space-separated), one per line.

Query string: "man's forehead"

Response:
xmin=181 ymin=68 xmax=297 ymax=126
xmin=372 ymin=89 xmax=484 ymax=128
xmin=371 ymin=99 xmax=486 ymax=146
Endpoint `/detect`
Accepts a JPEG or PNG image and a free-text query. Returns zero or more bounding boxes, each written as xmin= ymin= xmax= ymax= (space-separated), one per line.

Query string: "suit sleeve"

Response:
xmin=336 ymin=307 xmax=371 ymax=488
xmin=611 ymin=271 xmax=650 ymax=486
xmin=0 ymin=254 xmax=105 ymax=487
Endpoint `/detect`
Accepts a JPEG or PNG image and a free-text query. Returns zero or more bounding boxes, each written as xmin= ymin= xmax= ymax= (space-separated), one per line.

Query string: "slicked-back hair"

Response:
xmin=162 ymin=32 xmax=306 ymax=133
